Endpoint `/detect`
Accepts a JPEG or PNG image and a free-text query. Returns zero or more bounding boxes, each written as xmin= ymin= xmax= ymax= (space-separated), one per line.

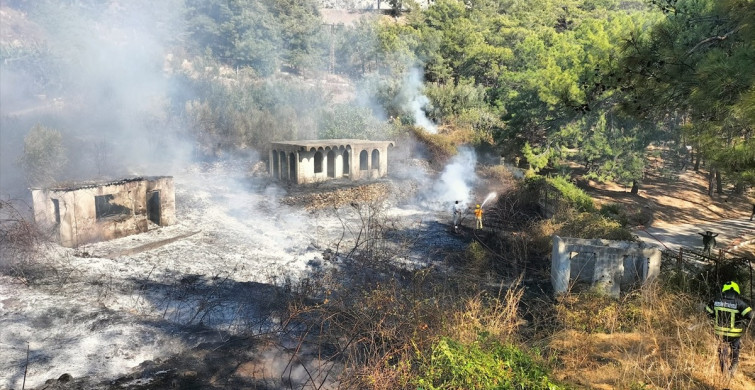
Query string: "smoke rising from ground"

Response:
xmin=417 ymin=146 xmax=478 ymax=210
xmin=399 ymin=68 xmax=437 ymax=133
xmin=0 ymin=1 xmax=189 ymax=198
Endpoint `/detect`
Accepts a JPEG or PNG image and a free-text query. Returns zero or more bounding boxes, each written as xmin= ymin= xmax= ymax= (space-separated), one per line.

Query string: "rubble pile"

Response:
xmin=281 ymin=182 xmax=393 ymax=210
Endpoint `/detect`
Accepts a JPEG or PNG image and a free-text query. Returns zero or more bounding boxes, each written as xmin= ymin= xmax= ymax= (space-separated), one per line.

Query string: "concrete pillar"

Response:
xmin=551 ymin=235 xmax=570 ymax=294
xmin=644 ymin=248 xmax=661 ymax=282
xmin=380 ymin=146 xmax=389 ymax=176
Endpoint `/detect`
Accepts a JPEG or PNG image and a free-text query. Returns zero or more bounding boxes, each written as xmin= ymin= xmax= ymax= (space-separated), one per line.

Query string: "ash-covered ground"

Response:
xmin=0 ymin=160 xmax=473 ymax=389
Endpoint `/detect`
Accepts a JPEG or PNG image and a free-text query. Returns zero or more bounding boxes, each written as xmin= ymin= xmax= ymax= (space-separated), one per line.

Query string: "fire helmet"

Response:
xmin=476 ymin=204 xmax=480 ymax=208
xmin=722 ymin=281 xmax=741 ymax=295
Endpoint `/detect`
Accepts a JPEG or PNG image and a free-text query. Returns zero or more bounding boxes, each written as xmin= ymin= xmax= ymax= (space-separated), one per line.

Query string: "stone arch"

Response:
xmin=327 ymin=150 xmax=336 ymax=178
xmin=371 ymin=149 xmax=380 ymax=170
xmin=359 ymin=150 xmax=368 ymax=171
xmin=314 ymin=150 xmax=324 ymax=173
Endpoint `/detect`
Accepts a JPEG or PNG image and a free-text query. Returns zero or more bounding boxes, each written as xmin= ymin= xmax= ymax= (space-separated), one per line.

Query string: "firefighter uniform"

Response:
xmin=705 ymin=281 xmax=753 ymax=375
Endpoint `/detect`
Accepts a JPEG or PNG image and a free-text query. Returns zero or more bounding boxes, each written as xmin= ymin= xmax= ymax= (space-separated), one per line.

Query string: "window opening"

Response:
xmin=95 ymin=194 xmax=131 ymax=220
xmin=280 ymin=151 xmax=287 ymax=180
xmin=272 ymin=150 xmax=280 ymax=179
xmin=289 ymin=153 xmax=297 ymax=182
xmin=52 ymin=198 xmax=60 ymax=224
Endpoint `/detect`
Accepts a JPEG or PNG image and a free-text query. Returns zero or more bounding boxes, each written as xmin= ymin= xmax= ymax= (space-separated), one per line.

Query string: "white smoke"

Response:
xmin=419 ymin=146 xmax=478 ymax=210
xmin=399 ymin=67 xmax=437 ymax=133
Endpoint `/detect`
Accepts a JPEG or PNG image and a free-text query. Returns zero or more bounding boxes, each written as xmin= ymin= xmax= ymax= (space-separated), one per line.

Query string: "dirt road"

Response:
xmin=636 ymin=218 xmax=755 ymax=253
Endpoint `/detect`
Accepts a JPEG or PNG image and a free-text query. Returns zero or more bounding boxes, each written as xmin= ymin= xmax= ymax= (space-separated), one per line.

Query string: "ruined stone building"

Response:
xmin=269 ymin=139 xmax=394 ymax=184
xmin=31 ymin=177 xmax=176 ymax=248
xmin=551 ymin=235 xmax=661 ymax=298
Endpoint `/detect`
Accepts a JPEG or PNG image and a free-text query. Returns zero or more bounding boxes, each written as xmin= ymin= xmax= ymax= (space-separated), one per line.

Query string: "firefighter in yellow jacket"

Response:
xmin=474 ymin=204 xmax=483 ymax=230
xmin=706 ymin=281 xmax=753 ymax=376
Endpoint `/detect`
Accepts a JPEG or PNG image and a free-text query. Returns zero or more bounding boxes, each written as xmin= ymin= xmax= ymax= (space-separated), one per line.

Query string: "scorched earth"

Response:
xmin=0 ymin=160 xmax=467 ymax=389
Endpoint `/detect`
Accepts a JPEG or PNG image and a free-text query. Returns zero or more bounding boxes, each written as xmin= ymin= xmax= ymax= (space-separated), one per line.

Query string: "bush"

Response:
xmin=557 ymin=212 xmax=635 ymax=241
xmin=409 ymin=127 xmax=457 ymax=168
xmin=413 ymin=335 xmax=566 ymax=390
xmin=599 ymin=203 xmax=628 ymax=226
xmin=523 ymin=175 xmax=594 ymax=213
xmin=547 ymin=176 xmax=594 ymax=212
xmin=19 ymin=124 xmax=67 ymax=187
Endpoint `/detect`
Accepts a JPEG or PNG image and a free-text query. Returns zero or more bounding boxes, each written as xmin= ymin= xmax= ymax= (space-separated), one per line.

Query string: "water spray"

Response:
xmin=481 ymin=192 xmax=497 ymax=208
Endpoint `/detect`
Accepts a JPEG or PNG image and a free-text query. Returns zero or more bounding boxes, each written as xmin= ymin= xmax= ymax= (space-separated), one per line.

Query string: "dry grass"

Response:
xmin=548 ymin=282 xmax=755 ymax=389
xmin=286 ymin=255 xmax=529 ymax=390
xmin=445 ymin=282 xmax=524 ymax=345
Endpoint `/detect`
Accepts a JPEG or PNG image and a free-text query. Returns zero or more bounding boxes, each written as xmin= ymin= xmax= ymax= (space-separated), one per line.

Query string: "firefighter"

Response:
xmin=705 ymin=281 xmax=753 ymax=376
xmin=453 ymin=200 xmax=463 ymax=232
xmin=474 ymin=204 xmax=483 ymax=230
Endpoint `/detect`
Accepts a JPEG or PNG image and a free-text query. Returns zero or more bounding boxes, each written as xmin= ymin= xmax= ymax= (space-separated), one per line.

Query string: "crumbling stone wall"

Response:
xmin=551 ymin=235 xmax=661 ymax=297
xmin=31 ymin=177 xmax=176 ymax=247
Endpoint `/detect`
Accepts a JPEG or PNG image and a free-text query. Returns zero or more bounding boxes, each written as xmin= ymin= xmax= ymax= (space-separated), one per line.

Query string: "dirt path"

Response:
xmin=636 ymin=218 xmax=755 ymax=253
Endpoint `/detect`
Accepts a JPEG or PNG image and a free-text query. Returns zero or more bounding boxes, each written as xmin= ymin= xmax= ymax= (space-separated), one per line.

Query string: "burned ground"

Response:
xmin=2 ymin=159 xmax=499 ymax=390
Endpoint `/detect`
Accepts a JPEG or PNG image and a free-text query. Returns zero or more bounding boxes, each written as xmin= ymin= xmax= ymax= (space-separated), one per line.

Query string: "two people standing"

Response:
xmin=451 ymin=201 xmax=484 ymax=231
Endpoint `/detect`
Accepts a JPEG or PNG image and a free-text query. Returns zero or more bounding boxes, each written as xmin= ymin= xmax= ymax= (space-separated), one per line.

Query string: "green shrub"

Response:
xmin=598 ymin=203 xmax=628 ymax=226
xmin=547 ymin=176 xmax=594 ymax=212
xmin=523 ymin=175 xmax=595 ymax=213
xmin=414 ymin=335 xmax=566 ymax=390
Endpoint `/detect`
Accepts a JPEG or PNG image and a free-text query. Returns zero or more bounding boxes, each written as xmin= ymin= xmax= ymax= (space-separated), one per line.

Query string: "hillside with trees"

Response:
xmin=1 ymin=0 xmax=755 ymax=389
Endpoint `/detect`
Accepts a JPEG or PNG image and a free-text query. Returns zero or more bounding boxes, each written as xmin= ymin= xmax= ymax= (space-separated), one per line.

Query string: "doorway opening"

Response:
xmin=147 ymin=191 xmax=161 ymax=225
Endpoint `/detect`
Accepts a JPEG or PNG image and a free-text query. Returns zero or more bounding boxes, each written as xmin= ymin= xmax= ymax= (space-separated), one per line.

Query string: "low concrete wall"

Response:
xmin=551 ymin=235 xmax=661 ymax=297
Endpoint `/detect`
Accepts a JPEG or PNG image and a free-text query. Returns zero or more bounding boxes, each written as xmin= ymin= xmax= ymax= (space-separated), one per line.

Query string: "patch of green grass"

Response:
xmin=414 ymin=334 xmax=567 ymax=390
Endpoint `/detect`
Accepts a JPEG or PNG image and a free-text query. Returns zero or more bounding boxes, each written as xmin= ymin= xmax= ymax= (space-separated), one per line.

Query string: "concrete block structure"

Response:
xmin=269 ymin=139 xmax=394 ymax=184
xmin=551 ymin=235 xmax=661 ymax=298
xmin=31 ymin=177 xmax=176 ymax=248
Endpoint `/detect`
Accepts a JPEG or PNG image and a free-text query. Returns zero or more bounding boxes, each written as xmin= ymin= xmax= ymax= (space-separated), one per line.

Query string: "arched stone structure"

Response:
xmin=269 ymin=139 xmax=394 ymax=184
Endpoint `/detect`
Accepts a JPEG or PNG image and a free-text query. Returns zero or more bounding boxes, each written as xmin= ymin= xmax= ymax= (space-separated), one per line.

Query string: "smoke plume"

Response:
xmin=398 ymin=67 xmax=436 ymax=133
xmin=418 ymin=146 xmax=478 ymax=210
